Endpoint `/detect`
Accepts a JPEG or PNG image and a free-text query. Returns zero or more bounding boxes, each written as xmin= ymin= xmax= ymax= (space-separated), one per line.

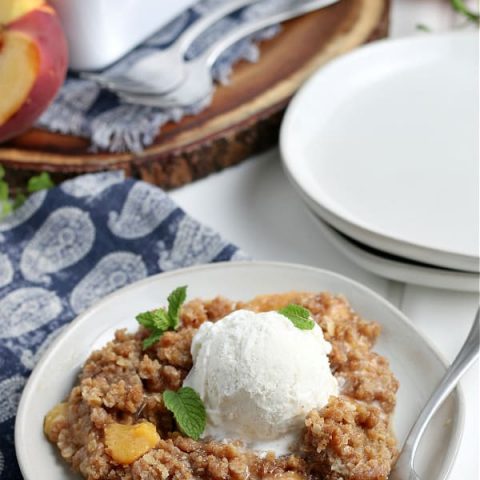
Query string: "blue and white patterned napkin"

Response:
xmin=0 ymin=172 xmax=245 ymax=479
xmin=35 ymin=0 xmax=302 ymax=153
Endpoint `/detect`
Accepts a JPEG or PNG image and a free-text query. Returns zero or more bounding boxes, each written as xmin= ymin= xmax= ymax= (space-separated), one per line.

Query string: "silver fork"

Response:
xmin=119 ymin=0 xmax=340 ymax=110
xmin=82 ymin=0 xmax=263 ymax=95
xmin=390 ymin=309 xmax=479 ymax=480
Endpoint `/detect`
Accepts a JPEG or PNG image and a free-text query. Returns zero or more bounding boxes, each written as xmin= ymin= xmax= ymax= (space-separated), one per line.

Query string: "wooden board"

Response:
xmin=1 ymin=0 xmax=390 ymax=190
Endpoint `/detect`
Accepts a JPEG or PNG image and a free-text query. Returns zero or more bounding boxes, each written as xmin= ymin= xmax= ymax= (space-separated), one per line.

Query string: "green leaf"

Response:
xmin=27 ymin=172 xmax=54 ymax=193
xmin=0 ymin=179 xmax=11 ymax=220
xmin=136 ymin=286 xmax=188 ymax=349
xmin=450 ymin=0 xmax=480 ymax=22
xmin=0 ymin=199 xmax=12 ymax=219
xmin=0 ymin=180 xmax=8 ymax=201
xmin=13 ymin=193 xmax=26 ymax=210
xmin=142 ymin=332 xmax=164 ymax=350
xmin=167 ymin=285 xmax=187 ymax=329
xmin=163 ymin=387 xmax=206 ymax=440
xmin=0 ymin=168 xmax=53 ymax=221
xmin=278 ymin=304 xmax=315 ymax=330
xmin=136 ymin=287 xmax=187 ymax=349
xmin=137 ymin=309 xmax=170 ymax=349
xmin=136 ymin=309 xmax=170 ymax=331
xmin=416 ymin=23 xmax=431 ymax=32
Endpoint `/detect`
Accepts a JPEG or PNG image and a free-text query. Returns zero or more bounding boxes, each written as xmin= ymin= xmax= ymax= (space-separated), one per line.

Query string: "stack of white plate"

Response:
xmin=280 ymin=31 xmax=479 ymax=292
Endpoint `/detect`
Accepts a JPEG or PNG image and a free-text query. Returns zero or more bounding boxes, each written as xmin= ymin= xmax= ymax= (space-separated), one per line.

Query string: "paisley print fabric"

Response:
xmin=108 ymin=182 xmax=176 ymax=239
xmin=70 ymin=252 xmax=147 ymax=314
xmin=0 ymin=191 xmax=47 ymax=240
xmin=20 ymin=207 xmax=96 ymax=284
xmin=0 ymin=255 xmax=13 ymax=289
xmin=0 ymin=172 xmax=243 ymax=479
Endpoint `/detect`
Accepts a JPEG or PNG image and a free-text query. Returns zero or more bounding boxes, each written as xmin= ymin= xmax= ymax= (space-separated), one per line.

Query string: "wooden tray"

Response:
xmin=1 ymin=0 xmax=390 ymax=190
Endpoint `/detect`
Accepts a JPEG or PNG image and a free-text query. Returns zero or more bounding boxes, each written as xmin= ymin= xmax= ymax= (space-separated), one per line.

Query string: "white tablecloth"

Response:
xmin=171 ymin=1 xmax=479 ymax=478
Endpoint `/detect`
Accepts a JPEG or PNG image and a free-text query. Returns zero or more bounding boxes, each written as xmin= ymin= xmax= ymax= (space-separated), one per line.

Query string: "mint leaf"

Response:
xmin=136 ymin=309 xmax=170 ymax=331
xmin=142 ymin=332 xmax=164 ymax=350
xmin=278 ymin=304 xmax=315 ymax=330
xmin=13 ymin=193 xmax=26 ymax=210
xmin=416 ymin=23 xmax=431 ymax=32
xmin=27 ymin=172 xmax=54 ymax=193
xmin=136 ymin=286 xmax=188 ymax=349
xmin=163 ymin=387 xmax=206 ymax=440
xmin=451 ymin=0 xmax=480 ymax=22
xmin=0 ymin=181 xmax=8 ymax=201
xmin=0 ymin=168 xmax=53 ymax=221
xmin=137 ymin=308 xmax=170 ymax=349
xmin=0 ymin=179 xmax=11 ymax=220
xmin=0 ymin=199 xmax=12 ymax=220
xmin=167 ymin=285 xmax=187 ymax=329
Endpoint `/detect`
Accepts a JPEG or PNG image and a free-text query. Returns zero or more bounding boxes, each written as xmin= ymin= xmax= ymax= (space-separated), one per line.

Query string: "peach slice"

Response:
xmin=0 ymin=31 xmax=39 ymax=125
xmin=44 ymin=402 xmax=68 ymax=442
xmin=0 ymin=2 xmax=68 ymax=143
xmin=105 ymin=422 xmax=160 ymax=465
xmin=0 ymin=0 xmax=44 ymax=24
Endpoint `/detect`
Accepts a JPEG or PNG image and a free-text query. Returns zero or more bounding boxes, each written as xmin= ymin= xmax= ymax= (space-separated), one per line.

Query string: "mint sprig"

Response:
xmin=0 ymin=164 xmax=54 ymax=220
xmin=163 ymin=387 xmax=206 ymax=440
xmin=450 ymin=0 xmax=479 ymax=22
xmin=0 ymin=175 xmax=11 ymax=218
xmin=0 ymin=165 xmax=12 ymax=219
xmin=167 ymin=285 xmax=187 ymax=331
xmin=136 ymin=286 xmax=187 ymax=349
xmin=27 ymin=172 xmax=55 ymax=193
xmin=278 ymin=304 xmax=315 ymax=330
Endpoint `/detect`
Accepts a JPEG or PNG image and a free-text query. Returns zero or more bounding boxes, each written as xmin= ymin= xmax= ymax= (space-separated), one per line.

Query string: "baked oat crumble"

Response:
xmin=44 ymin=292 xmax=399 ymax=480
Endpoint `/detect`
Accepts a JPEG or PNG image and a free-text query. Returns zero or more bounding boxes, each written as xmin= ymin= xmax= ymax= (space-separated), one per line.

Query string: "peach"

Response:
xmin=43 ymin=402 xmax=68 ymax=442
xmin=105 ymin=422 xmax=160 ymax=465
xmin=0 ymin=1 xmax=68 ymax=143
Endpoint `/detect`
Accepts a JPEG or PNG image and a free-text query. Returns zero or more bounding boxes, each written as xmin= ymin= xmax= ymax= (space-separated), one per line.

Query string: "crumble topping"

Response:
xmin=45 ymin=292 xmax=399 ymax=480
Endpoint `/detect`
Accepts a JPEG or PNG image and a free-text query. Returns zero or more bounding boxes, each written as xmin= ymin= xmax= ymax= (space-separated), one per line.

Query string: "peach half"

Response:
xmin=0 ymin=1 xmax=68 ymax=143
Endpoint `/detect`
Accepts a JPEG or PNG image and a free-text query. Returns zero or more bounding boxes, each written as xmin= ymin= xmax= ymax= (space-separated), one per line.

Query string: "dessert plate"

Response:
xmin=281 ymin=31 xmax=479 ymax=272
xmin=15 ymin=262 xmax=464 ymax=480
xmin=310 ymin=212 xmax=480 ymax=292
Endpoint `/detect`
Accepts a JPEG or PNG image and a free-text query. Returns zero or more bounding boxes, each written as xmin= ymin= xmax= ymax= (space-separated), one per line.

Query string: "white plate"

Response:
xmin=281 ymin=32 xmax=479 ymax=272
xmin=309 ymin=211 xmax=480 ymax=292
xmin=15 ymin=262 xmax=464 ymax=480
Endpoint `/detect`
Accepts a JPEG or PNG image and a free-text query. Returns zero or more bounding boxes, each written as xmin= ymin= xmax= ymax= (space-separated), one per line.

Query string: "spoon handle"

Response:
xmin=176 ymin=0 xmax=264 ymax=54
xmin=396 ymin=309 xmax=479 ymax=472
xmin=202 ymin=0 xmax=340 ymax=68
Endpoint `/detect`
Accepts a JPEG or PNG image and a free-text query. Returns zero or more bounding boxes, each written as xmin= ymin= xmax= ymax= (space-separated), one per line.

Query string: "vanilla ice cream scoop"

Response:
xmin=183 ymin=309 xmax=338 ymax=455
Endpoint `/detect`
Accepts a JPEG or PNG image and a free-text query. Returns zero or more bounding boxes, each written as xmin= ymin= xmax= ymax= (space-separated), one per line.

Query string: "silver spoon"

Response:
xmin=119 ymin=0 xmax=340 ymax=110
xmin=82 ymin=0 xmax=263 ymax=95
xmin=390 ymin=308 xmax=479 ymax=480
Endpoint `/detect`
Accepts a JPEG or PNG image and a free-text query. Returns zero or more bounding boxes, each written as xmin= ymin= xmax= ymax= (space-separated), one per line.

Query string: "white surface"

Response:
xmin=310 ymin=212 xmax=480 ymax=292
xmin=16 ymin=262 xmax=464 ymax=480
xmin=184 ymin=309 xmax=338 ymax=455
xmin=281 ymin=31 xmax=479 ymax=272
xmin=49 ymin=0 xmax=196 ymax=70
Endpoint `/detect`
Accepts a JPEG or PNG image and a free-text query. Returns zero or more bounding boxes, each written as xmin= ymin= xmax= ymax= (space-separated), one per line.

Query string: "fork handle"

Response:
xmin=176 ymin=0 xmax=264 ymax=54
xmin=201 ymin=0 xmax=340 ymax=68
xmin=395 ymin=309 xmax=479 ymax=473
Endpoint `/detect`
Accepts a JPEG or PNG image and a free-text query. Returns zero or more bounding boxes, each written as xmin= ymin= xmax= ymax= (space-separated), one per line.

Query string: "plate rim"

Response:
xmin=280 ymin=30 xmax=479 ymax=272
xmin=308 ymin=210 xmax=480 ymax=292
xmin=15 ymin=261 xmax=466 ymax=480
